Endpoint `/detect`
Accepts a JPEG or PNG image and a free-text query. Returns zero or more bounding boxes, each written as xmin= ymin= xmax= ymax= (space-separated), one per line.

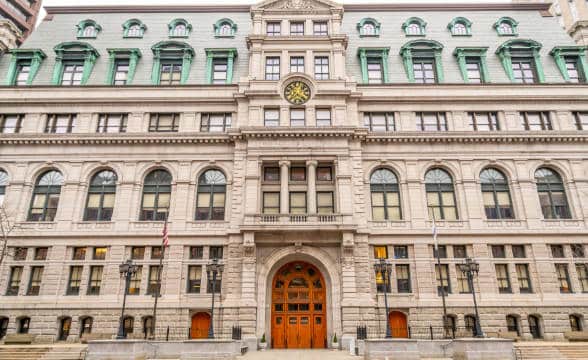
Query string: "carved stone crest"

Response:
xmin=279 ymin=0 xmax=315 ymax=9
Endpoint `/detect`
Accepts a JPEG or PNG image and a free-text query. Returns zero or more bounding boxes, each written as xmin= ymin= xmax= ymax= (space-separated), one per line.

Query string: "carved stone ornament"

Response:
xmin=279 ymin=0 xmax=316 ymax=9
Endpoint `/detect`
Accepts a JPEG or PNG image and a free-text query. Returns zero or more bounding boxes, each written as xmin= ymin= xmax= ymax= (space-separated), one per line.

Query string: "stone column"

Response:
xmin=279 ymin=160 xmax=290 ymax=214
xmin=307 ymin=160 xmax=318 ymax=214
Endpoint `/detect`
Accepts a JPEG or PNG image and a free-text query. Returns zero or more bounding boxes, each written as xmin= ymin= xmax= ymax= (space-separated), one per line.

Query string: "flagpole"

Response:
xmin=433 ymin=214 xmax=449 ymax=338
xmin=151 ymin=215 xmax=168 ymax=340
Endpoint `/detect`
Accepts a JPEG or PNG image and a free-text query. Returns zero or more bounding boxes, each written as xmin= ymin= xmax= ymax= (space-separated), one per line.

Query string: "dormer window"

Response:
xmin=494 ymin=17 xmax=518 ymax=36
xmin=357 ymin=18 xmax=381 ymax=37
xmin=123 ymin=19 xmax=146 ymax=38
xmin=402 ymin=17 xmax=426 ymax=36
xmin=214 ymin=18 xmax=237 ymax=37
xmin=448 ymin=17 xmax=472 ymax=36
xmin=168 ymin=19 xmax=192 ymax=38
xmin=76 ymin=20 xmax=102 ymax=39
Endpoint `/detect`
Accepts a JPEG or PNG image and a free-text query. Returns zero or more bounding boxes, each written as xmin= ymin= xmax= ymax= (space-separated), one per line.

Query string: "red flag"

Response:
xmin=162 ymin=222 xmax=169 ymax=247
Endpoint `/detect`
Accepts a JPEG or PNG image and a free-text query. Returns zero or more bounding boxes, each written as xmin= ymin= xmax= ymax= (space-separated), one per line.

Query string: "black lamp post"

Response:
xmin=374 ymin=258 xmax=393 ymax=338
xmin=117 ymin=259 xmax=138 ymax=339
xmin=207 ymin=258 xmax=224 ymax=339
xmin=460 ymin=257 xmax=484 ymax=338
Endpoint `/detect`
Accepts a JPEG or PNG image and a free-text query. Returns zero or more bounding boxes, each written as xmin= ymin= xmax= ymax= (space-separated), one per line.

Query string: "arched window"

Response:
xmin=128 ymin=25 xmax=142 ymax=36
xmin=196 ymin=170 xmax=226 ymax=220
xmin=363 ymin=23 xmax=375 ymax=35
xmin=123 ymin=19 xmax=146 ymax=38
xmin=357 ymin=18 xmax=381 ymax=37
xmin=494 ymin=17 xmax=518 ymax=36
xmin=506 ymin=315 xmax=520 ymax=335
xmin=448 ymin=17 xmax=472 ymax=36
xmin=214 ymin=18 xmax=237 ymax=37
xmin=425 ymin=168 xmax=457 ymax=220
xmin=406 ymin=23 xmax=421 ymax=35
xmin=123 ymin=316 xmax=134 ymax=335
xmin=570 ymin=314 xmax=583 ymax=331
xmin=17 ymin=317 xmax=30 ymax=334
xmin=85 ymin=170 xmax=117 ymax=221
xmin=0 ymin=170 xmax=7 ymax=205
xmin=535 ymin=168 xmax=571 ymax=219
xmin=464 ymin=315 xmax=476 ymax=337
xmin=480 ymin=168 xmax=514 ymax=219
xmin=370 ymin=168 xmax=401 ymax=221
xmin=140 ymin=170 xmax=172 ymax=221
xmin=28 ymin=170 xmax=64 ymax=221
xmin=403 ymin=17 xmax=426 ymax=36
xmin=80 ymin=316 xmax=93 ymax=335
xmin=169 ymin=19 xmax=192 ymax=38
xmin=76 ymin=20 xmax=102 ymax=39
xmin=453 ymin=23 xmax=467 ymax=35
xmin=528 ymin=315 xmax=542 ymax=339
xmin=143 ymin=316 xmax=154 ymax=339
xmin=446 ymin=314 xmax=457 ymax=338
xmin=498 ymin=22 xmax=513 ymax=35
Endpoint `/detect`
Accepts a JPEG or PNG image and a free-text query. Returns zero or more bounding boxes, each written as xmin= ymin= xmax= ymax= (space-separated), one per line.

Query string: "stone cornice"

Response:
xmin=364 ymin=131 xmax=588 ymax=144
xmin=0 ymin=133 xmax=232 ymax=145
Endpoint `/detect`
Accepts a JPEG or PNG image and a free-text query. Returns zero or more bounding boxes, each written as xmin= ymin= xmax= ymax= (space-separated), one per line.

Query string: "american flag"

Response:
xmin=162 ymin=222 xmax=169 ymax=247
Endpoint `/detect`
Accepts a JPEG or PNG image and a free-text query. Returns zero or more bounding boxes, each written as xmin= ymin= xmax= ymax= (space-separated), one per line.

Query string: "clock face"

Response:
xmin=284 ymin=81 xmax=311 ymax=105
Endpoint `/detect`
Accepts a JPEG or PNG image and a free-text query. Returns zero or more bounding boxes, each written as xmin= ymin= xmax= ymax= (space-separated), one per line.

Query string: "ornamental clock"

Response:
xmin=284 ymin=81 xmax=311 ymax=105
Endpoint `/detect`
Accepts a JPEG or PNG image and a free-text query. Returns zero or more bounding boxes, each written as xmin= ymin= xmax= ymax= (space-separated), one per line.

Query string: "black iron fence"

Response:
xmin=127 ymin=326 xmax=243 ymax=341
xmin=355 ymin=324 xmax=476 ymax=340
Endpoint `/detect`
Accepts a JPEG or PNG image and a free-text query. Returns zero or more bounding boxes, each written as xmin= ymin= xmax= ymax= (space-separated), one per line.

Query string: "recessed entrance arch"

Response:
xmin=389 ymin=311 xmax=408 ymax=338
xmin=190 ymin=312 xmax=210 ymax=339
xmin=271 ymin=261 xmax=326 ymax=349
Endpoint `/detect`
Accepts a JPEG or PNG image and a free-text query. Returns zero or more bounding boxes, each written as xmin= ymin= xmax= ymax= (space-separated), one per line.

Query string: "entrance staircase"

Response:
xmin=0 ymin=345 xmax=86 ymax=360
xmin=514 ymin=342 xmax=588 ymax=360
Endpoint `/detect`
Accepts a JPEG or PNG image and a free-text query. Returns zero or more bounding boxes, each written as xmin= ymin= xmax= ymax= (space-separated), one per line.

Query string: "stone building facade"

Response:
xmin=0 ymin=0 xmax=587 ymax=349
xmin=0 ymin=0 xmax=42 ymax=52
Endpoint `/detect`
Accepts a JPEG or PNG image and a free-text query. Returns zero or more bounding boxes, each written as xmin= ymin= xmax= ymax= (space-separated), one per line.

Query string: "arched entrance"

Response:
xmin=389 ymin=311 xmax=408 ymax=338
xmin=190 ymin=312 xmax=210 ymax=339
xmin=58 ymin=317 xmax=71 ymax=341
xmin=271 ymin=262 xmax=326 ymax=349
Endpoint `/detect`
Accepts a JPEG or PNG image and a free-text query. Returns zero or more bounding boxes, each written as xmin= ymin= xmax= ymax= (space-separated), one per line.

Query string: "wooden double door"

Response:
xmin=191 ymin=312 xmax=211 ymax=339
xmin=271 ymin=262 xmax=326 ymax=349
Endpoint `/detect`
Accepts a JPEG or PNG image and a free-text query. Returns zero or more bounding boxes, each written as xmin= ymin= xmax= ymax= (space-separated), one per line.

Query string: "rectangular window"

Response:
xmin=313 ymin=21 xmax=328 ymax=35
xmin=265 ymin=57 xmax=280 ymax=80
xmin=574 ymin=112 xmax=588 ymax=130
xmin=315 ymin=109 xmax=331 ymax=127
xmin=511 ymin=59 xmax=537 ymax=83
xmin=364 ymin=112 xmax=395 ymax=132
xmin=433 ymin=245 xmax=447 ymax=258
xmin=61 ymin=62 xmax=84 ymax=85
xmin=187 ymin=265 xmax=202 ymax=293
xmin=87 ymin=266 xmax=103 ymax=295
xmin=15 ymin=62 xmax=31 ymax=86
xmin=13 ymin=247 xmax=27 ymax=261
xmin=66 ymin=266 xmax=83 ymax=295
xmin=289 ymin=56 xmax=305 ymax=73
xmin=45 ymin=114 xmax=76 ymax=133
xmin=151 ymin=246 xmax=163 ymax=259
xmin=264 ymin=109 xmax=280 ymax=127
xmin=495 ymin=264 xmax=511 ymax=293
xmin=266 ymin=22 xmax=281 ymax=36
xmin=367 ymin=58 xmax=383 ymax=84
xmin=190 ymin=246 xmax=203 ymax=259
xmin=262 ymin=192 xmax=280 ymax=214
xmin=551 ymin=244 xmax=565 ymax=258
xmin=113 ymin=60 xmax=129 ymax=85
xmin=466 ymin=59 xmax=483 ymax=83
xmin=316 ymin=166 xmax=332 ymax=182
xmin=314 ymin=57 xmax=329 ymax=80
xmin=72 ymin=247 xmax=86 ymax=260
xmin=131 ymin=247 xmax=145 ymax=260
xmin=556 ymin=263 xmax=572 ymax=293
xmin=290 ymin=22 xmax=304 ymax=35
xmin=289 ymin=192 xmax=307 ymax=214
xmin=209 ymin=246 xmax=224 ymax=259
xmin=435 ymin=264 xmax=451 ymax=295
xmin=572 ymin=244 xmax=585 ymax=258
xmin=201 ymin=113 xmax=231 ymax=132
xmin=317 ymin=191 xmax=334 ymax=214
xmin=290 ymin=109 xmax=305 ymax=126
xmin=413 ymin=58 xmax=436 ymax=84
xmin=396 ymin=264 xmax=411 ymax=293
xmin=93 ymin=247 xmax=107 ymax=260
xmin=394 ymin=246 xmax=408 ymax=259
xmin=520 ymin=112 xmax=552 ymax=130
xmin=6 ymin=266 xmax=23 ymax=296
xmin=97 ymin=113 xmax=127 ymax=133
xmin=576 ymin=264 xmax=588 ymax=292
xmin=516 ymin=264 xmax=532 ymax=293
xmin=159 ymin=61 xmax=182 ymax=85
xmin=290 ymin=166 xmax=306 ymax=181
xmin=128 ymin=266 xmax=142 ymax=295
xmin=565 ymin=57 xmax=584 ymax=83
xmin=26 ymin=266 xmax=43 ymax=296
xmin=147 ymin=265 xmax=160 ymax=295
xmin=149 ymin=113 xmax=179 ymax=132
xmin=492 ymin=245 xmax=506 ymax=258
xmin=207 ymin=270 xmax=222 ymax=293
xmin=0 ymin=114 xmax=23 ymax=134
xmin=512 ymin=245 xmax=526 ymax=258
xmin=212 ymin=58 xmax=228 ymax=84
xmin=469 ymin=112 xmax=499 ymax=131
xmin=417 ymin=112 xmax=447 ymax=131
xmin=34 ymin=247 xmax=48 ymax=261
xmin=374 ymin=246 xmax=388 ymax=259
xmin=264 ymin=167 xmax=280 ymax=182
xmin=453 ymin=245 xmax=467 ymax=258
xmin=456 ymin=265 xmax=471 ymax=293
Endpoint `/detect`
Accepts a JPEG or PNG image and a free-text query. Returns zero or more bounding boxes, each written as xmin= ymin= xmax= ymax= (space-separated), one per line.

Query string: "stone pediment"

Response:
xmin=253 ymin=0 xmax=340 ymax=12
